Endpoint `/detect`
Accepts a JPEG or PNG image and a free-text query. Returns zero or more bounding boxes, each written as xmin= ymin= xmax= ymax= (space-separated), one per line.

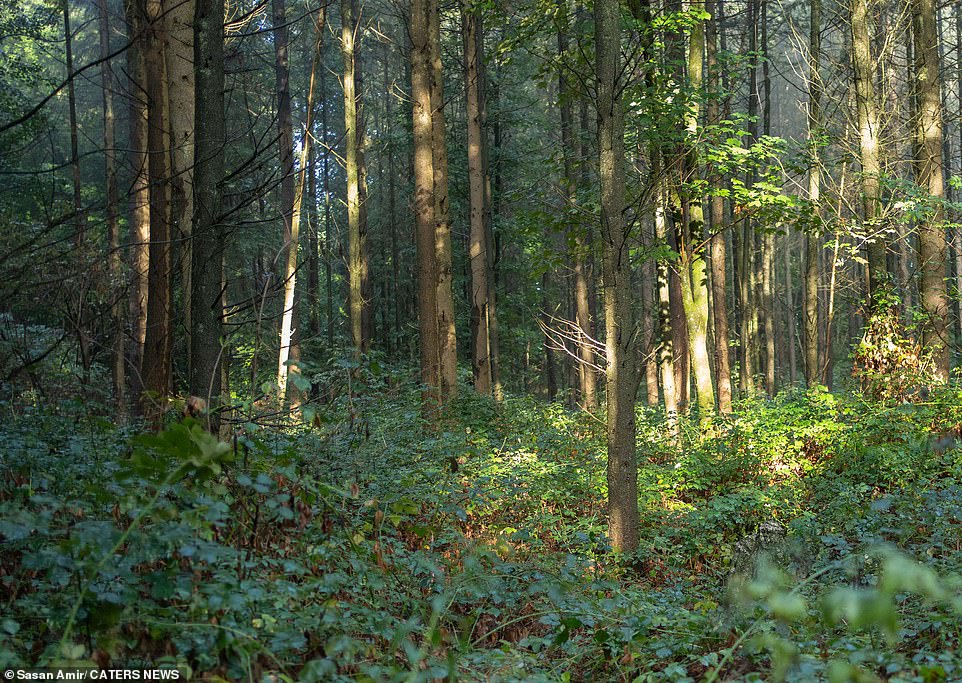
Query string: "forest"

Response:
xmin=3 ymin=0 xmax=962 ymax=678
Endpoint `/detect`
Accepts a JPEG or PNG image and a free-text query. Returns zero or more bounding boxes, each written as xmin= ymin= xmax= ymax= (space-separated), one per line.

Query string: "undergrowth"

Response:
xmin=2 ymin=366 xmax=962 ymax=681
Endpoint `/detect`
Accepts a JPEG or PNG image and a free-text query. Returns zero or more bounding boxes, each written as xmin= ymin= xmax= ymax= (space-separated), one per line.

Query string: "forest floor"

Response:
xmin=2 ymin=363 xmax=962 ymax=681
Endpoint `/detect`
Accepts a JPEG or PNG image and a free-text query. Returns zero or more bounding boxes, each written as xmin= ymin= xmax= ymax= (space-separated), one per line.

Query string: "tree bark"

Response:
xmin=125 ymin=0 xmax=150 ymax=405
xmin=429 ymin=0 xmax=458 ymax=401
xmin=678 ymin=1 xmax=715 ymax=422
xmin=464 ymin=3 xmax=493 ymax=395
xmin=706 ymin=0 xmax=732 ymax=412
xmin=596 ymin=0 xmax=639 ymax=552
xmin=140 ymin=0 xmax=173 ymax=418
xmin=97 ymin=0 xmax=125 ymax=414
xmin=913 ymin=0 xmax=949 ymax=379
xmin=165 ymin=0 xmax=195 ymax=360
xmin=343 ymin=0 xmax=371 ymax=358
xmin=189 ymin=0 xmax=225 ymax=426
xmin=273 ymin=0 xmax=297 ymax=396
xmin=852 ymin=0 xmax=886 ymax=302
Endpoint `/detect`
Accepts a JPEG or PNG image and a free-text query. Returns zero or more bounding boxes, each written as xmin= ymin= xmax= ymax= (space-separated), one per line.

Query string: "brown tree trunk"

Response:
xmin=165 ymin=0 xmax=195 ymax=361
xmin=464 ymin=3 xmax=493 ymax=395
xmin=596 ymin=0 xmax=639 ymax=553
xmin=343 ymin=0 xmax=371 ymax=358
xmin=852 ymin=0 xmax=886 ymax=303
xmin=707 ymin=0 xmax=732 ymax=412
xmin=429 ymin=0 xmax=458 ymax=401
xmin=141 ymin=0 xmax=173 ymax=418
xmin=913 ymin=0 xmax=950 ymax=379
xmin=97 ymin=0 xmax=125 ymax=414
xmin=125 ymin=0 xmax=150 ymax=404
xmin=189 ymin=0 xmax=225 ymax=426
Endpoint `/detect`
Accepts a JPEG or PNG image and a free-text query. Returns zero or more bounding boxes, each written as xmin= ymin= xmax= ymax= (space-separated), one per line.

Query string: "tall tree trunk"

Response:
xmin=805 ymin=0 xmax=821 ymax=387
xmin=343 ymin=0 xmax=371 ymax=358
xmin=125 ymin=0 xmax=150 ymax=404
xmin=165 ymin=0 xmax=195 ymax=363
xmin=678 ymin=1 xmax=715 ymax=421
xmin=411 ymin=0 xmax=442 ymax=413
xmin=464 ymin=3 xmax=493 ymax=395
xmin=308 ymin=145 xmax=320 ymax=339
xmin=852 ymin=0 xmax=886 ymax=303
xmin=596 ymin=0 xmax=639 ymax=553
xmin=97 ymin=0 xmax=125 ymax=414
xmin=189 ymin=0 xmax=225 ymax=425
xmin=559 ymin=0 xmax=598 ymax=410
xmin=64 ymin=0 xmax=83 ymax=247
xmin=956 ymin=2 xmax=962 ymax=350
xmin=913 ymin=0 xmax=950 ymax=379
xmin=707 ymin=0 xmax=732 ymax=412
xmin=322 ymin=66 xmax=335 ymax=350
xmin=273 ymin=0 xmax=297 ymax=396
xmin=739 ymin=0 xmax=758 ymax=396
xmin=429 ymin=0 xmax=458 ymax=401
xmin=141 ymin=0 xmax=173 ymax=417
xmin=656 ymin=171 xmax=678 ymax=422
xmin=760 ymin=0 xmax=775 ymax=397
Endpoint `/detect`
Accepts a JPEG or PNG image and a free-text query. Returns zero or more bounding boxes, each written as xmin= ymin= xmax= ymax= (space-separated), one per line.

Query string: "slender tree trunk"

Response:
xmin=852 ymin=0 xmax=886 ymax=302
xmin=656 ymin=171 xmax=678 ymax=422
xmin=189 ymin=0 xmax=225 ymax=426
xmin=343 ymin=0 xmax=371 ymax=358
xmin=125 ymin=0 xmax=150 ymax=404
xmin=913 ymin=0 xmax=950 ymax=379
xmin=141 ymin=0 xmax=173 ymax=417
xmin=273 ymin=0 xmax=298 ymax=396
xmin=464 ymin=3 xmax=493 ymax=395
xmin=322 ymin=68 xmax=335 ymax=350
xmin=64 ymin=0 xmax=83 ymax=247
xmin=165 ymin=0 xmax=195 ymax=361
xmin=411 ymin=0 xmax=442 ymax=413
xmin=804 ymin=0 xmax=821 ymax=387
xmin=308 ymin=126 xmax=320 ymax=337
xmin=596 ymin=0 xmax=639 ymax=553
xmin=760 ymin=0 xmax=775 ymax=397
xmin=429 ymin=0 xmax=458 ymax=401
xmin=956 ymin=1 xmax=962 ymax=349
xmin=97 ymin=0 xmax=125 ymax=414
xmin=678 ymin=2 xmax=715 ymax=421
xmin=559 ymin=0 xmax=598 ymax=410
xmin=707 ymin=0 xmax=732 ymax=412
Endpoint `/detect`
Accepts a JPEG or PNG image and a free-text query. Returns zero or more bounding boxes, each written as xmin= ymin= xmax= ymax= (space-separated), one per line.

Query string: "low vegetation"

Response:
xmin=3 ymin=356 xmax=962 ymax=682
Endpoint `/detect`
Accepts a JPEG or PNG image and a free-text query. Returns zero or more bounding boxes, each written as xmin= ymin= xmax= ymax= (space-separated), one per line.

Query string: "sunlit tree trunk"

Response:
xmin=760 ymin=0 xmax=775 ymax=397
xmin=343 ymin=0 xmax=371 ymax=358
xmin=913 ymin=0 xmax=949 ymax=379
xmin=738 ymin=0 xmax=758 ymax=396
xmin=411 ymin=0 xmax=442 ymax=414
xmin=706 ymin=0 xmax=731 ymax=412
xmin=656 ymin=171 xmax=678 ymax=422
xmin=273 ymin=0 xmax=297 ymax=396
xmin=678 ymin=1 xmax=715 ymax=422
xmin=429 ymin=0 xmax=458 ymax=401
xmin=189 ymin=0 xmax=224 ymax=425
xmin=852 ymin=0 xmax=886 ymax=302
xmin=464 ymin=3 xmax=493 ymax=395
xmin=805 ymin=0 xmax=822 ymax=387
xmin=596 ymin=0 xmax=639 ymax=552
xmin=125 ymin=0 xmax=150 ymax=404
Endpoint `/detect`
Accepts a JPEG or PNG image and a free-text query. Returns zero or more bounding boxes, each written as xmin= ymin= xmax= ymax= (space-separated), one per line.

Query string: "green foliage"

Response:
xmin=3 ymin=375 xmax=962 ymax=681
